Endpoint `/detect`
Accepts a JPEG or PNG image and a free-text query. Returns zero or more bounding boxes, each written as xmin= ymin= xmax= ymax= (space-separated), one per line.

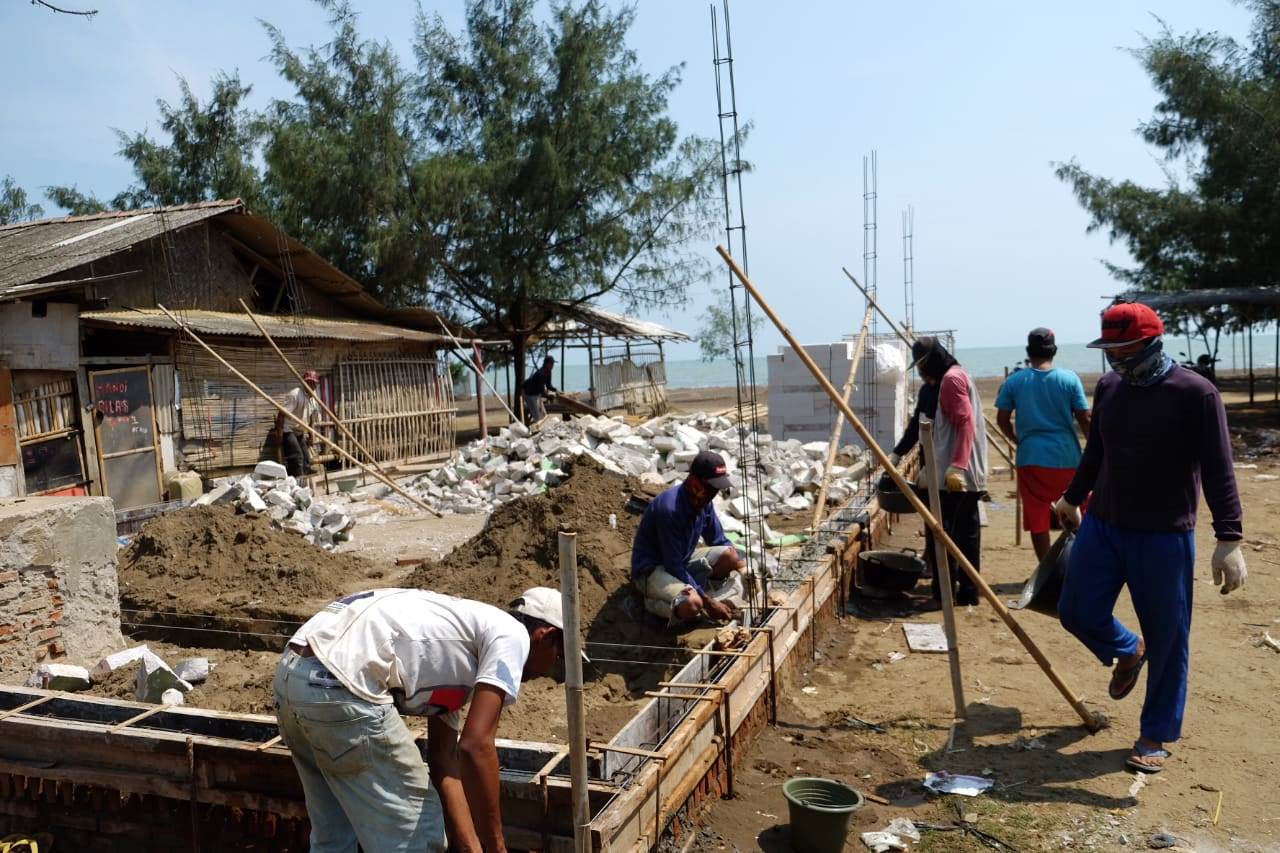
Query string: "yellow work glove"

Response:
xmin=944 ymin=465 xmax=966 ymax=492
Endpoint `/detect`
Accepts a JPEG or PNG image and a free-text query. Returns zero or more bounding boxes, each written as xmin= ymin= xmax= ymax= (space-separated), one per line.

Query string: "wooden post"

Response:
xmin=476 ymin=354 xmax=487 ymax=438
xmin=811 ymin=302 xmax=876 ymax=532
xmin=920 ymin=418 xmax=966 ymax=730
xmin=719 ymin=248 xmax=1102 ymax=732
xmin=155 ymin=305 xmax=443 ymax=517
xmin=559 ymin=531 xmax=590 ymax=853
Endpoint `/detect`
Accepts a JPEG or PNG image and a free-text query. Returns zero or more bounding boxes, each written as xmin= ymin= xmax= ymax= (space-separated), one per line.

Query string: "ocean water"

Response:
xmin=472 ymin=335 xmax=1275 ymax=395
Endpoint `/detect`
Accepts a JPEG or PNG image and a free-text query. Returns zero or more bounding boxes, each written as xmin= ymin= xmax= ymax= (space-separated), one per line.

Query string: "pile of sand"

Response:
xmin=119 ymin=505 xmax=374 ymax=620
xmin=405 ymin=456 xmax=650 ymax=644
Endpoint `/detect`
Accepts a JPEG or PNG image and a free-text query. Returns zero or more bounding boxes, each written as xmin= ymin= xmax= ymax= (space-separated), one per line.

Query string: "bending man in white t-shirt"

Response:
xmin=274 ymin=586 xmax=580 ymax=853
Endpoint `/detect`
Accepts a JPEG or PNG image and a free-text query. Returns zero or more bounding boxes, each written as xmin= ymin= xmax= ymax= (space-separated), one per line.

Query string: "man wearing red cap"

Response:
xmin=1051 ymin=302 xmax=1246 ymax=774
xmin=275 ymin=369 xmax=321 ymax=477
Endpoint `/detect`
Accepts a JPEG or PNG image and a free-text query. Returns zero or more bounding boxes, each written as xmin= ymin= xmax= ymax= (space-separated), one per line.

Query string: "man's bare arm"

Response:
xmin=459 ymin=684 xmax=508 ymax=852
xmin=427 ymin=715 xmax=483 ymax=853
xmin=996 ymin=409 xmax=1017 ymax=447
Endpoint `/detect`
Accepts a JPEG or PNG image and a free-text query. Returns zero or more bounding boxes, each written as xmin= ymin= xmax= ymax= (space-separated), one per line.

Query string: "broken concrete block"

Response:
xmin=161 ymin=688 xmax=186 ymax=706
xmin=243 ymin=488 xmax=268 ymax=513
xmin=494 ymin=479 xmax=513 ymax=496
xmin=509 ymin=421 xmax=531 ymax=438
xmin=253 ymin=460 xmax=288 ymax=480
xmin=726 ymin=496 xmax=752 ymax=519
xmin=136 ymin=651 xmax=193 ymax=703
xmin=92 ymin=645 xmax=153 ymax=680
xmin=767 ymin=478 xmax=795 ymax=501
xmin=36 ymin=663 xmax=91 ymax=692
xmin=173 ymin=658 xmax=211 ymax=684
xmin=651 ymin=435 xmax=680 ymax=453
xmin=265 ymin=489 xmax=296 ymax=510
xmin=193 ymin=483 xmax=236 ymax=507
xmin=292 ymin=486 xmax=313 ymax=508
xmin=802 ymin=441 xmax=828 ymax=459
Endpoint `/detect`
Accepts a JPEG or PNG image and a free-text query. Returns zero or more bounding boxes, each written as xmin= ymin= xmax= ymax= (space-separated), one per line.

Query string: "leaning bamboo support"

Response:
xmin=920 ymin=417 xmax=967 ymax=733
xmin=239 ymin=299 xmax=395 ymax=479
xmin=840 ymin=267 xmax=1017 ymax=470
xmin=719 ymin=248 xmax=1101 ymax=732
xmin=435 ymin=320 xmax=520 ymax=424
xmin=155 ymin=304 xmax=443 ymax=518
xmin=811 ymin=300 xmax=876 ymax=532
xmin=559 ymin=531 xmax=590 ymax=853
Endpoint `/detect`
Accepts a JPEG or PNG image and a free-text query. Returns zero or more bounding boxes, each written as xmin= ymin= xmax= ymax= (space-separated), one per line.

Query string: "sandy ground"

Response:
xmin=689 ymin=379 xmax=1280 ymax=852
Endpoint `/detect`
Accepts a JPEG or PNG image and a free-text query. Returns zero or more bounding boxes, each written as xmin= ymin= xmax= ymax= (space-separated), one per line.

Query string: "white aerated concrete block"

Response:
xmin=253 ymin=460 xmax=288 ymax=480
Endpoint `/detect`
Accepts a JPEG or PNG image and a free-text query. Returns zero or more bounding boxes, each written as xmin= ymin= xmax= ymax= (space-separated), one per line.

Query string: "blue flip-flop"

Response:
xmin=1109 ymin=651 xmax=1147 ymax=700
xmin=1126 ymin=741 xmax=1170 ymax=774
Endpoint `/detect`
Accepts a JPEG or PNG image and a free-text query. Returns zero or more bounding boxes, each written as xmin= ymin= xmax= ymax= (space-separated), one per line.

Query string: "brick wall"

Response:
xmin=0 ymin=497 xmax=123 ymax=679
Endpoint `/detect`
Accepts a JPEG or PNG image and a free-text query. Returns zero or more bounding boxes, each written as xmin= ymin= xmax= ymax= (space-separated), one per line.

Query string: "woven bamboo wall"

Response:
xmin=175 ymin=340 xmax=455 ymax=472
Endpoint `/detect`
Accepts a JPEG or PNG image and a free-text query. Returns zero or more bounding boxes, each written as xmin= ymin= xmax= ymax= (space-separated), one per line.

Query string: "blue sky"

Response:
xmin=0 ymin=1 xmax=1256 ymax=360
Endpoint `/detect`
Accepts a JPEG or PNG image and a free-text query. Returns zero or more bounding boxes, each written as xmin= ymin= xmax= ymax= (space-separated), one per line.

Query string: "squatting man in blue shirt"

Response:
xmin=630 ymin=450 xmax=748 ymax=624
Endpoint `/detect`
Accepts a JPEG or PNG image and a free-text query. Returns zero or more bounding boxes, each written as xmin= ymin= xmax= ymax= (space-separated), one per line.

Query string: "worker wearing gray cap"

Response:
xmin=275 ymin=586 xmax=583 ymax=852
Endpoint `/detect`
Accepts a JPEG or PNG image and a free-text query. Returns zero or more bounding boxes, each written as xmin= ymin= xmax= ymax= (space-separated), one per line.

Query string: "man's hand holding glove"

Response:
xmin=1051 ymin=496 xmax=1082 ymax=532
xmin=1211 ymin=540 xmax=1247 ymax=595
xmin=944 ymin=465 xmax=966 ymax=492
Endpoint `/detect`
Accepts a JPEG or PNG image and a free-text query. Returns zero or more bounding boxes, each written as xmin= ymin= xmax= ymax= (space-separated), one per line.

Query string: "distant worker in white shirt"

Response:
xmin=275 ymin=587 xmax=582 ymax=853
xmin=274 ymin=369 xmax=320 ymax=477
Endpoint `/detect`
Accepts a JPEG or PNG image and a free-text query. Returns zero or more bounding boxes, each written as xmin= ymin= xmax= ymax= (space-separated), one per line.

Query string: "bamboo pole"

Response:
xmin=811 ymin=300 xmax=876 ymax=532
xmin=238 ymin=300 xmax=395 ymax=481
xmin=436 ymin=320 xmax=520 ymax=424
xmin=840 ymin=267 xmax=1017 ymax=470
xmin=920 ymin=417 xmax=967 ymax=732
xmin=717 ymin=248 xmax=1102 ymax=732
xmin=155 ymin=304 xmax=443 ymax=518
xmin=559 ymin=531 xmax=591 ymax=853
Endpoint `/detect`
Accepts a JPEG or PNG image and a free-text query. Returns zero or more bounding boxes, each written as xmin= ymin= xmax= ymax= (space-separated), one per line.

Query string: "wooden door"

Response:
xmin=89 ymin=367 xmax=163 ymax=509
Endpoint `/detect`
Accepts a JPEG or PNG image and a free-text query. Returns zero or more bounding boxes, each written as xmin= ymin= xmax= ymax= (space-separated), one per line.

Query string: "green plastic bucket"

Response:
xmin=782 ymin=777 xmax=863 ymax=853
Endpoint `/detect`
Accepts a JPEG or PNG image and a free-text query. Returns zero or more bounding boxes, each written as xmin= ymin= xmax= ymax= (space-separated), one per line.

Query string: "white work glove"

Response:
xmin=944 ymin=465 xmax=966 ymax=492
xmin=888 ymin=452 xmax=901 ymax=467
xmin=1051 ymin=497 xmax=1081 ymax=531
xmin=1211 ymin=540 xmax=1247 ymax=595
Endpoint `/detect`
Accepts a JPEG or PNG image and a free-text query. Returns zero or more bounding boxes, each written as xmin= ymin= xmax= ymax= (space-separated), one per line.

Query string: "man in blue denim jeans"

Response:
xmin=274 ymin=587 xmax=581 ymax=852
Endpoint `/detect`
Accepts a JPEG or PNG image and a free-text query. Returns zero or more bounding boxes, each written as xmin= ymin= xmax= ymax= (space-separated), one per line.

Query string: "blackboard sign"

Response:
xmin=92 ymin=367 xmax=155 ymax=454
xmin=21 ymin=433 xmax=85 ymax=493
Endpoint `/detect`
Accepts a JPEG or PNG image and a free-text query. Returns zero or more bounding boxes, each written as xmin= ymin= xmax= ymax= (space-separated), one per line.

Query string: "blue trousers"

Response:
xmin=1058 ymin=513 xmax=1195 ymax=743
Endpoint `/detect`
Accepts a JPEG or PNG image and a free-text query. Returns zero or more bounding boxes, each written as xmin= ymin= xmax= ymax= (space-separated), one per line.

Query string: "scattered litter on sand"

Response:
xmin=922 ymin=771 xmax=994 ymax=797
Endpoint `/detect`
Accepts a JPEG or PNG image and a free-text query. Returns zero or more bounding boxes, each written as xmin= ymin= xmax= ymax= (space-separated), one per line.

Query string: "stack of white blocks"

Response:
xmin=767 ymin=341 xmax=909 ymax=452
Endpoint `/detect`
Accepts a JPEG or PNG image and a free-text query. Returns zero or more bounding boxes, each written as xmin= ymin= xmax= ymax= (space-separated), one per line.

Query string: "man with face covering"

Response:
xmin=910 ymin=337 xmax=989 ymax=608
xmin=1052 ymin=302 xmax=1245 ymax=774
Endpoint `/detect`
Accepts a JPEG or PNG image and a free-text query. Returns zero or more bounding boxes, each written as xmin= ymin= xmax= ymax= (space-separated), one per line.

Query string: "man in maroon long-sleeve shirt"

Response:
xmin=1051 ymin=302 xmax=1246 ymax=774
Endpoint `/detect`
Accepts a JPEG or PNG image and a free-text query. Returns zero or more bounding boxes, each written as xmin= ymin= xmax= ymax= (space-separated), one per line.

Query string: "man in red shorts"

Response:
xmin=995 ymin=328 xmax=1091 ymax=559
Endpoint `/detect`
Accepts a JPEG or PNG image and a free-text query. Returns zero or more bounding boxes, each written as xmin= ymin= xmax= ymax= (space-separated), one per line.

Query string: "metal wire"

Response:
xmin=120 ymin=608 xmax=305 ymax=626
xmin=120 ymin=621 xmax=293 ymax=642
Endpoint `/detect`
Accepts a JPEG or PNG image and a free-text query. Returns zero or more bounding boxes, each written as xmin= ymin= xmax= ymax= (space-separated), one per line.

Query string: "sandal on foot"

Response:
xmin=1125 ymin=741 xmax=1170 ymax=774
xmin=1109 ymin=651 xmax=1146 ymax=700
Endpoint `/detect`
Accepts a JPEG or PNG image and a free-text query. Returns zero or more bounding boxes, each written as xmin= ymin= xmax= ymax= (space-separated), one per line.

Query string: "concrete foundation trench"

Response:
xmin=0 ymin=494 xmax=885 ymax=852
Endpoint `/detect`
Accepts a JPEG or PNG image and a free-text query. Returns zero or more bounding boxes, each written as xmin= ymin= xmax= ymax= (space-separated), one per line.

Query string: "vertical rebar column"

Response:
xmin=559 ymin=531 xmax=590 ymax=853
xmin=902 ymin=205 xmax=915 ymax=335
xmin=711 ymin=0 xmax=769 ymax=619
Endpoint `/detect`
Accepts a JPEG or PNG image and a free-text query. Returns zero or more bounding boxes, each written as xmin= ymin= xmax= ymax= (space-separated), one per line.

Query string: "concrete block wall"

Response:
xmin=767 ymin=341 xmax=909 ymax=451
xmin=0 ymin=497 xmax=123 ymax=677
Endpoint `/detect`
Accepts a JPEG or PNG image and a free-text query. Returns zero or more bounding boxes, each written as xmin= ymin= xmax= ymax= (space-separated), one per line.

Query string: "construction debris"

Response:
xmin=194 ymin=463 xmax=355 ymax=550
xmin=390 ymin=412 xmax=870 ymax=521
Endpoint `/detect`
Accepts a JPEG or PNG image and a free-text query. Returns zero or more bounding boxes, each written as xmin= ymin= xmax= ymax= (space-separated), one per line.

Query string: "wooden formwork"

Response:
xmin=0 ymin=497 xmax=886 ymax=851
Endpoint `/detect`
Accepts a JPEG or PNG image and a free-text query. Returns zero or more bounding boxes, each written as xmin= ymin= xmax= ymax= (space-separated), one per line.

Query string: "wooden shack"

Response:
xmin=0 ymin=200 xmax=459 ymax=510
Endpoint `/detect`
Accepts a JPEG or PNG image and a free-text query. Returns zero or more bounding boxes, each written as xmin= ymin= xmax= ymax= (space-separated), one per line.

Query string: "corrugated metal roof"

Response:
xmin=547 ymin=301 xmax=690 ymax=341
xmin=81 ymin=308 xmax=448 ymax=344
xmin=0 ymin=200 xmax=241 ymax=296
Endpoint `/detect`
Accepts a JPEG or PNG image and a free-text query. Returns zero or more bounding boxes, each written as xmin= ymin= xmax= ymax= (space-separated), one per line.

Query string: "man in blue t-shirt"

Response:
xmin=994 ymin=328 xmax=1091 ymax=559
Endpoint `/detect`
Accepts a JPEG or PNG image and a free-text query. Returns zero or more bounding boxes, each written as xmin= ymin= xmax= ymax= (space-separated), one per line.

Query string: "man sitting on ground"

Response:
xmin=275 ymin=586 xmax=582 ymax=853
xmin=631 ymin=450 xmax=746 ymax=624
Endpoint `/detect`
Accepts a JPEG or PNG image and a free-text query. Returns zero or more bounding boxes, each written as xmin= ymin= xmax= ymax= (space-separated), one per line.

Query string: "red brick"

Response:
xmin=46 ymin=579 xmax=61 ymax=590
xmin=33 ymin=645 xmax=48 ymax=661
xmin=14 ymin=597 xmax=47 ymax=616
xmin=33 ymin=627 xmax=60 ymax=642
xmin=50 ymin=595 xmax=63 ymax=606
xmin=48 ymin=641 xmax=65 ymax=658
xmin=0 ymin=624 xmax=14 ymax=636
xmin=48 ymin=610 xmax=63 ymax=623
xmin=0 ymin=571 xmax=18 ymax=584
xmin=22 ymin=617 xmax=43 ymax=631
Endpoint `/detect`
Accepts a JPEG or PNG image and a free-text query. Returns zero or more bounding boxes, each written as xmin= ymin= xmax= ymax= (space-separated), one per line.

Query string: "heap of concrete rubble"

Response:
xmin=191 ymin=460 xmax=356 ymax=550
xmin=29 ymin=646 xmax=209 ymax=705
xmin=394 ymin=412 xmax=871 ymax=520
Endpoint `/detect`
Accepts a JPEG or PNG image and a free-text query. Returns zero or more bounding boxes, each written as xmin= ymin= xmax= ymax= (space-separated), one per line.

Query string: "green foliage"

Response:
xmin=0 ymin=176 xmax=43 ymax=224
xmin=697 ymin=290 xmax=763 ymax=361
xmin=48 ymin=0 xmax=721 ymax=385
xmin=1055 ymin=1 xmax=1280 ymax=349
xmin=43 ymin=185 xmax=108 ymax=215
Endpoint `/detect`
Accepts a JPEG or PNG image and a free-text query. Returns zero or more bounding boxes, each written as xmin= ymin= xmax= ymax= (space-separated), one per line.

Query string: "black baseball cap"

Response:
xmin=1028 ymin=327 xmax=1055 ymax=349
xmin=689 ymin=450 xmax=733 ymax=490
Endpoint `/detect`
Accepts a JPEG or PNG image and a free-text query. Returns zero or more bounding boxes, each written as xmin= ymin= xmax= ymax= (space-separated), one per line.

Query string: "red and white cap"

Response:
xmin=1088 ymin=302 xmax=1165 ymax=349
